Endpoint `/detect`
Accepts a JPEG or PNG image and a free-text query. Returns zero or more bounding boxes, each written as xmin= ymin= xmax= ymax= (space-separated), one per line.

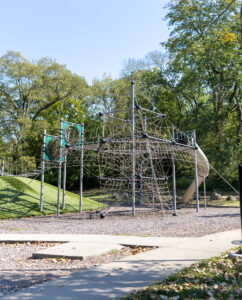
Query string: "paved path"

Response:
xmin=0 ymin=229 xmax=240 ymax=300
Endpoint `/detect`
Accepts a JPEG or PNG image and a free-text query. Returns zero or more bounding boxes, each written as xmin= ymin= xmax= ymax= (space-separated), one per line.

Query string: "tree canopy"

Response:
xmin=0 ymin=0 xmax=241 ymax=189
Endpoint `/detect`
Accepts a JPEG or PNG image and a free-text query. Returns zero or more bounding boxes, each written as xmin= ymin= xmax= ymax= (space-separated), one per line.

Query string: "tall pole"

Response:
xmin=172 ymin=126 xmax=177 ymax=216
xmin=57 ymin=119 xmax=63 ymax=217
xmin=131 ymin=73 xmax=136 ymax=216
xmin=193 ymin=130 xmax=199 ymax=212
xmin=79 ymin=124 xmax=84 ymax=213
xmin=40 ymin=129 xmax=46 ymax=212
xmin=1 ymin=158 xmax=5 ymax=176
xmin=62 ymin=152 xmax=67 ymax=210
xmin=204 ymin=173 xmax=207 ymax=209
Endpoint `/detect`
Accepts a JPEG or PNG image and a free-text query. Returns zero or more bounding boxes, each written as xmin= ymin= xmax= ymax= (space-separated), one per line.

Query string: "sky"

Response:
xmin=0 ymin=0 xmax=170 ymax=83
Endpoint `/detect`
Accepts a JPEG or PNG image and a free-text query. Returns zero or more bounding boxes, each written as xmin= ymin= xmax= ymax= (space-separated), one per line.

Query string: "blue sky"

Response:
xmin=0 ymin=0 xmax=170 ymax=83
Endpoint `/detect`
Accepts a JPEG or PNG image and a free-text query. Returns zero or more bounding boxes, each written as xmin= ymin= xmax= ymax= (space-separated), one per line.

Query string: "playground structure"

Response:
xmin=0 ymin=75 xmax=210 ymax=217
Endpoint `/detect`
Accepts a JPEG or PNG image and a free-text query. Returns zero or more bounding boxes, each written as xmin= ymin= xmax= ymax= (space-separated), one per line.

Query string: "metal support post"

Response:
xmin=131 ymin=73 xmax=136 ymax=216
xmin=204 ymin=173 xmax=207 ymax=209
xmin=79 ymin=124 xmax=84 ymax=213
xmin=193 ymin=130 xmax=199 ymax=212
xmin=171 ymin=127 xmax=177 ymax=216
xmin=172 ymin=126 xmax=177 ymax=216
xmin=62 ymin=152 xmax=67 ymax=210
xmin=1 ymin=158 xmax=5 ymax=176
xmin=57 ymin=119 xmax=63 ymax=217
xmin=40 ymin=129 xmax=46 ymax=212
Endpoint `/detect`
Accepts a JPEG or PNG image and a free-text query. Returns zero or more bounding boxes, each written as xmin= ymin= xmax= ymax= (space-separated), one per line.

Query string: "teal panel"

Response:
xmin=62 ymin=121 xmax=83 ymax=146
xmin=45 ymin=135 xmax=64 ymax=162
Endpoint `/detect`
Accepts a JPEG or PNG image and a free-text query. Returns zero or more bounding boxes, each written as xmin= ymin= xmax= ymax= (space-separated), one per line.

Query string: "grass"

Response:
xmin=0 ymin=176 xmax=102 ymax=219
xmin=189 ymin=196 xmax=239 ymax=207
xmin=123 ymin=249 xmax=242 ymax=300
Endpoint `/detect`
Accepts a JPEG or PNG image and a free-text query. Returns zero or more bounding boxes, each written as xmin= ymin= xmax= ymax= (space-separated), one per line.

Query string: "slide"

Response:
xmin=181 ymin=144 xmax=209 ymax=203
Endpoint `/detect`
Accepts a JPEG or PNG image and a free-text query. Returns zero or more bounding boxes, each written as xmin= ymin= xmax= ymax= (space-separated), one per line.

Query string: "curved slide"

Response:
xmin=181 ymin=144 xmax=209 ymax=203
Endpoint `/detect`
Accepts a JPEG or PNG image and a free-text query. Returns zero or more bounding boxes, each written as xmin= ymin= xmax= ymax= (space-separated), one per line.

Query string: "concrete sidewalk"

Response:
xmin=0 ymin=229 xmax=240 ymax=300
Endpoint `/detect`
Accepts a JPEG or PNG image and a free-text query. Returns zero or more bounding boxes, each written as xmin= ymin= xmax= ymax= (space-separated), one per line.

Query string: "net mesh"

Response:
xmin=0 ymin=106 xmax=199 ymax=215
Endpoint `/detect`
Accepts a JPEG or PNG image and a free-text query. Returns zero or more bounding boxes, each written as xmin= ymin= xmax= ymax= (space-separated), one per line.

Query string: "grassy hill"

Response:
xmin=0 ymin=176 xmax=102 ymax=219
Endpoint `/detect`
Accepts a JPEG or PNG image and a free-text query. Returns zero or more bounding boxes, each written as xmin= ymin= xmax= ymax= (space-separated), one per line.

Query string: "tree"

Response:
xmin=0 ymin=51 xmax=89 ymax=163
xmin=162 ymin=0 xmax=241 ymax=182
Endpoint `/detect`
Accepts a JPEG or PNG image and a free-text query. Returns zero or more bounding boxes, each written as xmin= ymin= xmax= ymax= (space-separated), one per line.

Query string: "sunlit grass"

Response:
xmin=189 ymin=196 xmax=239 ymax=207
xmin=0 ymin=176 xmax=101 ymax=219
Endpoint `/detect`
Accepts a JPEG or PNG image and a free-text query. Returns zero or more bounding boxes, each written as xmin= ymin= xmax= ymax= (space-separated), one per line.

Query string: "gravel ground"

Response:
xmin=0 ymin=206 xmax=240 ymax=296
xmin=0 ymin=206 xmax=240 ymax=237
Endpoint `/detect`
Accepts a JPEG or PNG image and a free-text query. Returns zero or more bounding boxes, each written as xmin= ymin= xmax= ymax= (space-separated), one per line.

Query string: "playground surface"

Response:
xmin=0 ymin=229 xmax=240 ymax=300
xmin=0 ymin=206 xmax=240 ymax=298
xmin=0 ymin=206 xmax=239 ymax=237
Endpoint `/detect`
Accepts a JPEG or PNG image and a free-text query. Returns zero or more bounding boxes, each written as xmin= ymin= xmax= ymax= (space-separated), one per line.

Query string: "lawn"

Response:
xmin=123 ymin=249 xmax=242 ymax=300
xmin=189 ymin=196 xmax=239 ymax=207
xmin=0 ymin=176 xmax=102 ymax=219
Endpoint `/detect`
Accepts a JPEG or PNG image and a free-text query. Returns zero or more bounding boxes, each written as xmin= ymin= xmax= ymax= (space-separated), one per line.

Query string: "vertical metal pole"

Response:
xmin=238 ymin=164 xmax=242 ymax=237
xmin=131 ymin=73 xmax=135 ymax=216
xmin=193 ymin=130 xmax=199 ymax=212
xmin=204 ymin=173 xmax=207 ymax=209
xmin=79 ymin=124 xmax=84 ymax=213
xmin=172 ymin=126 xmax=177 ymax=216
xmin=1 ymin=158 xmax=5 ymax=176
xmin=40 ymin=129 xmax=46 ymax=212
xmin=57 ymin=119 xmax=63 ymax=217
xmin=62 ymin=152 xmax=67 ymax=210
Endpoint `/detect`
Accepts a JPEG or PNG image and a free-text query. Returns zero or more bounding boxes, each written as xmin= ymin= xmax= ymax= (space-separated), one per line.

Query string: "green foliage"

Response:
xmin=0 ymin=51 xmax=88 ymax=164
xmin=0 ymin=1 xmax=241 ymax=192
